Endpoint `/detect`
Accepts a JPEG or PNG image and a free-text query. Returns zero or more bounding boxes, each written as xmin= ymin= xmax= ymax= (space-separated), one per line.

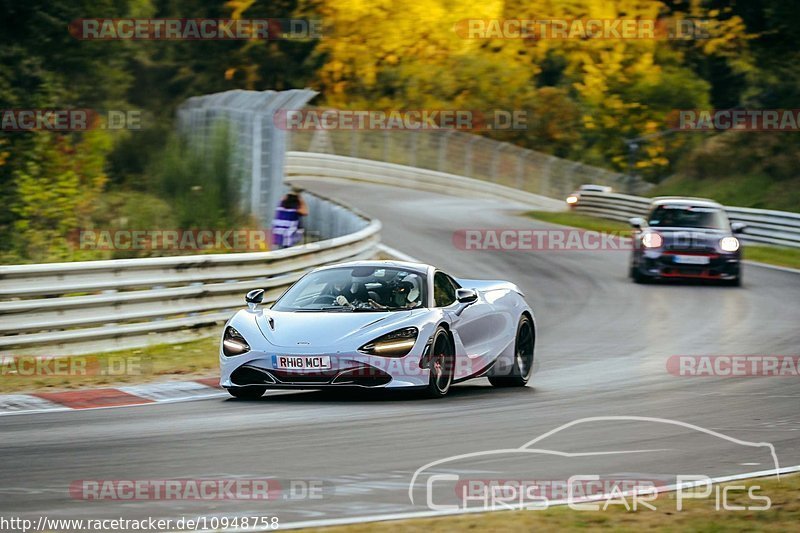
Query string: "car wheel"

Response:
xmin=489 ymin=315 xmax=535 ymax=388
xmin=423 ymin=328 xmax=454 ymax=398
xmin=632 ymin=267 xmax=649 ymax=284
xmin=227 ymin=386 xmax=267 ymax=400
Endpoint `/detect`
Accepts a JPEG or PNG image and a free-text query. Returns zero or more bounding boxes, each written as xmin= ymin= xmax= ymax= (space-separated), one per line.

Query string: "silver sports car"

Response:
xmin=219 ymin=260 xmax=535 ymax=398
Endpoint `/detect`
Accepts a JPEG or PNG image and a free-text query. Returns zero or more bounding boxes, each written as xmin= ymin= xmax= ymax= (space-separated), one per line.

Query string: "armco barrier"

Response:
xmin=0 ymin=193 xmax=380 ymax=356
xmin=286 ymin=151 xmax=799 ymax=248
xmin=285 ymin=151 xmax=565 ymax=211
xmin=574 ymin=191 xmax=800 ymax=248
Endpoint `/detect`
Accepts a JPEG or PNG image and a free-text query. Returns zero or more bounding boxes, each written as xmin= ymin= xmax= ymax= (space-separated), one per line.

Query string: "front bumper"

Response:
xmin=220 ymin=351 xmax=430 ymax=389
xmin=634 ymin=250 xmax=740 ymax=280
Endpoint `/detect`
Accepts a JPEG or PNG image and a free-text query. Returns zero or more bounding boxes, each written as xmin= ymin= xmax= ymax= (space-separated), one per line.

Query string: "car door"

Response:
xmin=433 ymin=271 xmax=496 ymax=379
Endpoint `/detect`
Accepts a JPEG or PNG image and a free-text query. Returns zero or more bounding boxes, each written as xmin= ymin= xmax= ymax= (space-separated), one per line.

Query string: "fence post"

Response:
xmin=490 ymin=142 xmax=508 ymax=183
xmin=437 ymin=131 xmax=451 ymax=172
xmin=250 ymin=113 xmax=262 ymax=216
xmin=464 ymin=135 xmax=478 ymax=177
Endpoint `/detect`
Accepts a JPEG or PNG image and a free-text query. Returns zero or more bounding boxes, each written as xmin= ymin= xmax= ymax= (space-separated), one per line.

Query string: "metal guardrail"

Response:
xmin=574 ymin=191 xmax=800 ymax=248
xmin=285 ymin=151 xmax=565 ymax=211
xmin=0 ymin=193 xmax=381 ymax=356
xmin=288 ymin=122 xmax=654 ymax=198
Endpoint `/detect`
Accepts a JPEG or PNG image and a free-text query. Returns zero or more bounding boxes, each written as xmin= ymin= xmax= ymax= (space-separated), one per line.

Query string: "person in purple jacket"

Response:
xmin=271 ymin=188 xmax=309 ymax=249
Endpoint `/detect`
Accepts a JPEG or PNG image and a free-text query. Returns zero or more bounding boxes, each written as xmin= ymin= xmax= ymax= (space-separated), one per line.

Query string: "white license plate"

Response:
xmin=673 ymin=255 xmax=710 ymax=265
xmin=272 ymin=355 xmax=331 ymax=370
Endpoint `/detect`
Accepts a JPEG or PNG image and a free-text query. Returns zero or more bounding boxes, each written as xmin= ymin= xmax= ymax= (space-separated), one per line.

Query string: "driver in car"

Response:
xmin=368 ymin=274 xmax=423 ymax=310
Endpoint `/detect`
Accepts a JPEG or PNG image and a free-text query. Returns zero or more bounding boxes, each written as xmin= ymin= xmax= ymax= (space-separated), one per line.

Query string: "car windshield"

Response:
xmin=648 ymin=205 xmax=728 ymax=230
xmin=272 ymin=266 xmax=427 ymax=312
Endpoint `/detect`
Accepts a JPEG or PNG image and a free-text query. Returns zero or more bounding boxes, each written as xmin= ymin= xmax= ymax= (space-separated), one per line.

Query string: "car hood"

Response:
xmin=254 ymin=309 xmax=425 ymax=348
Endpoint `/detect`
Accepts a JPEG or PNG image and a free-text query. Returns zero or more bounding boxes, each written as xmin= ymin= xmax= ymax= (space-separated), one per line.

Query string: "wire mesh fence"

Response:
xmin=287 ymin=125 xmax=653 ymax=199
xmin=177 ymin=89 xmax=317 ymax=225
xmin=177 ymin=92 xmax=652 ymax=224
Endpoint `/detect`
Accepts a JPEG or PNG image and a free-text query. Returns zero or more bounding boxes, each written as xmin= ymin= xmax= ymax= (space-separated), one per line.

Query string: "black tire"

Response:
xmin=423 ymin=327 xmax=454 ymax=398
xmin=489 ymin=315 xmax=535 ymax=388
xmin=227 ymin=386 xmax=267 ymax=400
xmin=632 ymin=267 xmax=649 ymax=284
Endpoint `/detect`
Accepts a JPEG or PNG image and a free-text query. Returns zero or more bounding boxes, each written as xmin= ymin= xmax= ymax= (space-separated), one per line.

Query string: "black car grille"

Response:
xmin=231 ymin=364 xmax=392 ymax=387
xmin=230 ymin=365 xmax=277 ymax=385
xmin=664 ymin=243 xmax=716 ymax=253
xmin=270 ymin=369 xmax=335 ymax=383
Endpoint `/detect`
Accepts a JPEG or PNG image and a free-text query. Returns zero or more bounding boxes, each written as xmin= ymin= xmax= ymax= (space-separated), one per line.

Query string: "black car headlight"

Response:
xmin=223 ymin=326 xmax=250 ymax=357
xmin=359 ymin=327 xmax=418 ymax=357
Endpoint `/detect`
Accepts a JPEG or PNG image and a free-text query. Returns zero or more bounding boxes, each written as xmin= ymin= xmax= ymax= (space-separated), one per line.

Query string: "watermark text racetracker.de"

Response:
xmin=1 ymin=109 xmax=142 ymax=131
xmin=273 ymin=109 xmax=529 ymax=131
xmin=1 ymin=355 xmax=148 ymax=378
xmin=673 ymin=109 xmax=800 ymax=131
xmin=74 ymin=229 xmax=277 ymax=252
xmin=452 ymin=229 xmax=633 ymax=252
xmin=667 ymin=355 xmax=800 ymax=377
xmin=69 ymin=18 xmax=322 ymax=40
xmin=454 ymin=17 xmax=711 ymax=40
xmin=69 ymin=477 xmax=324 ymax=501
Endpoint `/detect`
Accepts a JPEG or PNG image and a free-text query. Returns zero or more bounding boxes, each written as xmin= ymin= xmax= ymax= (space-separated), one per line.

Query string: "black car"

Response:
xmin=628 ymin=198 xmax=746 ymax=286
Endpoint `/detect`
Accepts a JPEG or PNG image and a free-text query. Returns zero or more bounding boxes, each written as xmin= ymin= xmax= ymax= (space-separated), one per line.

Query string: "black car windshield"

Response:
xmin=272 ymin=266 xmax=427 ymax=312
xmin=648 ymin=205 xmax=728 ymax=230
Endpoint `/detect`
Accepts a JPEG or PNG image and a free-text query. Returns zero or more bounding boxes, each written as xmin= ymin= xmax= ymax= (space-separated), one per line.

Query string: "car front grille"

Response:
xmin=230 ymin=364 xmax=392 ymax=387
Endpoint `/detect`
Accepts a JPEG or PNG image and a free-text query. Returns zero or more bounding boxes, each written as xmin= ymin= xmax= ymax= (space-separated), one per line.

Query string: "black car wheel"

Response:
xmin=489 ymin=315 xmax=535 ymax=388
xmin=424 ymin=328 xmax=454 ymax=398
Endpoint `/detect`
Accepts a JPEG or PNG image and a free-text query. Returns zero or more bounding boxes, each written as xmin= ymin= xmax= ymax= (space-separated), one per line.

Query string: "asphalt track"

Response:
xmin=2 ymin=179 xmax=799 ymax=529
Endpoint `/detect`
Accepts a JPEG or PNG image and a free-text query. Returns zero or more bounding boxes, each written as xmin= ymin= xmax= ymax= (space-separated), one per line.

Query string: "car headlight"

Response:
xmin=566 ymin=195 xmax=578 ymax=204
xmin=720 ymin=236 xmax=740 ymax=252
xmin=642 ymin=231 xmax=663 ymax=249
xmin=359 ymin=327 xmax=418 ymax=357
xmin=223 ymin=326 xmax=250 ymax=357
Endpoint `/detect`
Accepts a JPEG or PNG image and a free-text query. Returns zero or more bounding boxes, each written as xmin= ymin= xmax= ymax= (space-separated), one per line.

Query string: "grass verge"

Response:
xmin=525 ymin=210 xmax=633 ymax=234
xmin=0 ymin=336 xmax=219 ymax=394
xmin=299 ymin=474 xmax=799 ymax=532
xmin=745 ymin=245 xmax=800 ymax=270
xmin=526 ymin=211 xmax=800 ymax=270
xmin=649 ymin=173 xmax=800 ymax=214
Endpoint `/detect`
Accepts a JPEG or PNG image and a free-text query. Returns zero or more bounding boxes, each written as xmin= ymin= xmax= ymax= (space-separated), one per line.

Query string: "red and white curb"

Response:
xmin=0 ymin=378 xmax=226 ymax=416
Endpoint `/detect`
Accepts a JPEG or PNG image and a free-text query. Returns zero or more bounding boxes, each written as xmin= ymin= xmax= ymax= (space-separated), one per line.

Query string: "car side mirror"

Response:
xmin=456 ymin=288 xmax=478 ymax=304
xmin=629 ymin=217 xmax=645 ymax=229
xmin=245 ymin=289 xmax=265 ymax=311
xmin=731 ymin=222 xmax=747 ymax=234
